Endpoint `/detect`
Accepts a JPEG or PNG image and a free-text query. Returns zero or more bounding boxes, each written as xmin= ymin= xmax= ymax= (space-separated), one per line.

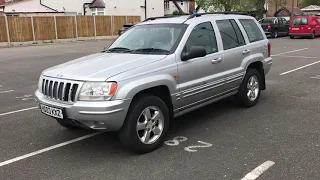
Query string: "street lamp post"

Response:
xmin=140 ymin=0 xmax=147 ymax=19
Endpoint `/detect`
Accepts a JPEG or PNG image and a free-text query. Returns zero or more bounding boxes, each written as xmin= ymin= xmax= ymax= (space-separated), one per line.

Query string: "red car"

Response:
xmin=289 ymin=15 xmax=320 ymax=39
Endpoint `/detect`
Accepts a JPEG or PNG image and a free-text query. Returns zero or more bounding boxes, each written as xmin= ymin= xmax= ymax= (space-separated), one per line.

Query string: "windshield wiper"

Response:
xmin=104 ymin=47 xmax=132 ymax=53
xmin=131 ymin=48 xmax=170 ymax=54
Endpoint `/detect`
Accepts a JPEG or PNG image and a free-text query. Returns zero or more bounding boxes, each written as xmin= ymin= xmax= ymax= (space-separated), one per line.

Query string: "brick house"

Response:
xmin=267 ymin=0 xmax=303 ymax=17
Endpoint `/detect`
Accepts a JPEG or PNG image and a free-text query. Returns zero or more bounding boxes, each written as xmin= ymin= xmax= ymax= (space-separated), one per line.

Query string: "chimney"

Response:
xmin=189 ymin=0 xmax=195 ymax=14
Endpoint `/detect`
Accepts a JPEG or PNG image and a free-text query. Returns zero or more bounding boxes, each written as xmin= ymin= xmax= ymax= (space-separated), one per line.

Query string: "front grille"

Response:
xmin=41 ymin=78 xmax=80 ymax=103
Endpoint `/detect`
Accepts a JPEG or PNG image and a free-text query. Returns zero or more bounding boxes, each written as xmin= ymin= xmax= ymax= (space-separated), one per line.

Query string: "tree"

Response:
xmin=301 ymin=0 xmax=320 ymax=8
xmin=195 ymin=0 xmax=265 ymax=12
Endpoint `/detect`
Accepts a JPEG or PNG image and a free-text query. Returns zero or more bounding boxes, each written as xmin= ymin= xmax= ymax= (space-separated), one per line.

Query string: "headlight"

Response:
xmin=78 ymin=82 xmax=117 ymax=101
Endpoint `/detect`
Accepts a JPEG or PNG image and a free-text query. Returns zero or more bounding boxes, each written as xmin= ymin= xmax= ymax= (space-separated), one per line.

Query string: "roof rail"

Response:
xmin=186 ymin=12 xmax=249 ymax=20
xmin=142 ymin=15 xmax=181 ymax=22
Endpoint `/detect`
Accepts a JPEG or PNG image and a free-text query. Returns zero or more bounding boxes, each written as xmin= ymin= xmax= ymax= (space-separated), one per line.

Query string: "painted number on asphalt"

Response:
xmin=164 ymin=136 xmax=188 ymax=146
xmin=164 ymin=136 xmax=212 ymax=153
xmin=184 ymin=141 xmax=213 ymax=152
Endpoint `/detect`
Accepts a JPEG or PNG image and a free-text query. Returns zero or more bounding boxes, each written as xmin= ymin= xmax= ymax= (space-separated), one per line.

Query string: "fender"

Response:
xmin=114 ymin=74 xmax=177 ymax=100
xmin=241 ymin=53 xmax=264 ymax=71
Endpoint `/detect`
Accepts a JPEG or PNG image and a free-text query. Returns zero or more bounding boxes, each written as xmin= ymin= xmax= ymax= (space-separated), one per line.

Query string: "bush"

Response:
xmin=172 ymin=10 xmax=188 ymax=15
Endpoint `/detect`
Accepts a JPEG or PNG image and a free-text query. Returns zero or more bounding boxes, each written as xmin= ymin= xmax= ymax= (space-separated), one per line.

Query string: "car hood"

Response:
xmin=43 ymin=53 xmax=167 ymax=81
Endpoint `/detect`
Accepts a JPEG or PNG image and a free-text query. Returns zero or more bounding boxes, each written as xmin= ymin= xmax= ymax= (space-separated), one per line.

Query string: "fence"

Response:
xmin=0 ymin=15 xmax=141 ymax=45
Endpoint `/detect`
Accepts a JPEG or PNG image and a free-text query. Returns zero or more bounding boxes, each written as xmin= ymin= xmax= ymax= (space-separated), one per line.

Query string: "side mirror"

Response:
xmin=181 ymin=46 xmax=207 ymax=61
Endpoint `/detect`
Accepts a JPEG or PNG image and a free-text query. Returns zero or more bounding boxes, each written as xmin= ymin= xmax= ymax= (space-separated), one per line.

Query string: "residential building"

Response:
xmin=267 ymin=0 xmax=302 ymax=17
xmin=301 ymin=5 xmax=320 ymax=15
xmin=0 ymin=0 xmax=5 ymax=15
xmin=164 ymin=0 xmax=204 ymax=15
xmin=1 ymin=0 xmax=164 ymax=20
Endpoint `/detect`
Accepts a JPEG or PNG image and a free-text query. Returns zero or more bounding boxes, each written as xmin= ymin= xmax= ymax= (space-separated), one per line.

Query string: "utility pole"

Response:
xmin=145 ymin=0 xmax=147 ymax=19
xmin=140 ymin=0 xmax=147 ymax=19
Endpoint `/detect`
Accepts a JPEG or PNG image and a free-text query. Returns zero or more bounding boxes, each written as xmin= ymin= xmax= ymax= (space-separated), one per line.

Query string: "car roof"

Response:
xmin=138 ymin=14 xmax=256 ymax=26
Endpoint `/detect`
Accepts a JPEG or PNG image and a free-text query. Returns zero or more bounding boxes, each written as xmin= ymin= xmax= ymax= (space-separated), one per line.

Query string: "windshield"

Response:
xmin=259 ymin=18 xmax=276 ymax=24
xmin=292 ymin=18 xmax=308 ymax=25
xmin=107 ymin=24 xmax=187 ymax=54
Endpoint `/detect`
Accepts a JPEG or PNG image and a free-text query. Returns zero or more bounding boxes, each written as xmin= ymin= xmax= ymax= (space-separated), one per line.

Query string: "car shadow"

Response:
xmin=58 ymin=97 xmax=245 ymax=157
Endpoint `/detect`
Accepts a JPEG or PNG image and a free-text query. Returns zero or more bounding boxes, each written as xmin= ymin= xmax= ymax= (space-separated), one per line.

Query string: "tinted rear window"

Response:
xmin=259 ymin=18 xmax=276 ymax=24
xmin=292 ymin=18 xmax=308 ymax=25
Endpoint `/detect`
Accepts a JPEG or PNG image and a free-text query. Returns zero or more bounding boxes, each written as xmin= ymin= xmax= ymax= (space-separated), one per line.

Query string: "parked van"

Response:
xmin=289 ymin=15 xmax=320 ymax=39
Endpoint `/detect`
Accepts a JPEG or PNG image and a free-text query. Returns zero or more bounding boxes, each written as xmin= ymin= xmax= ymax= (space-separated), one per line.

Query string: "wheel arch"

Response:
xmin=246 ymin=61 xmax=265 ymax=90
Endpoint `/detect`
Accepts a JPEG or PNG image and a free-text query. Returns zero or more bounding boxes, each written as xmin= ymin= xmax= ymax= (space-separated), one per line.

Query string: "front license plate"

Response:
xmin=292 ymin=28 xmax=299 ymax=30
xmin=40 ymin=104 xmax=64 ymax=119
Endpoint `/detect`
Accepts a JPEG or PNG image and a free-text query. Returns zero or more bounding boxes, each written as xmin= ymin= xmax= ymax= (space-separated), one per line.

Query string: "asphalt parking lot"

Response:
xmin=0 ymin=37 xmax=319 ymax=180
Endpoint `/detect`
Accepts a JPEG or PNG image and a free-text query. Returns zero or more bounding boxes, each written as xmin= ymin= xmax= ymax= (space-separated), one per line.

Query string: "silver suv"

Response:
xmin=35 ymin=13 xmax=272 ymax=153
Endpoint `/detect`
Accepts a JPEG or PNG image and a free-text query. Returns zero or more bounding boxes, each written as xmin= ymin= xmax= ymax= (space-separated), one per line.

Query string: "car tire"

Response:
xmin=272 ymin=29 xmax=278 ymax=38
xmin=56 ymin=119 xmax=80 ymax=130
xmin=236 ymin=68 xmax=262 ymax=108
xmin=311 ymin=31 xmax=315 ymax=39
xmin=119 ymin=95 xmax=170 ymax=154
xmin=290 ymin=36 xmax=294 ymax=39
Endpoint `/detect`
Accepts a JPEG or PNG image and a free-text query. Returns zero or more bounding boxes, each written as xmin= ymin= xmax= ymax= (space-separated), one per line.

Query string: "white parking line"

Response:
xmin=0 ymin=132 xmax=103 ymax=167
xmin=0 ymin=90 xmax=14 ymax=94
xmin=311 ymin=75 xmax=320 ymax=79
xmin=0 ymin=107 xmax=38 ymax=117
xmin=280 ymin=60 xmax=320 ymax=75
xmin=271 ymin=48 xmax=308 ymax=57
xmin=276 ymin=55 xmax=320 ymax=59
xmin=241 ymin=161 xmax=275 ymax=180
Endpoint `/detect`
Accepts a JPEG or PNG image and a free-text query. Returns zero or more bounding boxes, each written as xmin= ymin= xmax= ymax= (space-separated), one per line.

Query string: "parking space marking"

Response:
xmin=311 ymin=75 xmax=320 ymax=79
xmin=276 ymin=55 xmax=320 ymax=59
xmin=0 ymin=90 xmax=14 ymax=94
xmin=271 ymin=48 xmax=308 ymax=57
xmin=0 ymin=107 xmax=38 ymax=117
xmin=280 ymin=60 xmax=320 ymax=75
xmin=0 ymin=132 xmax=103 ymax=167
xmin=241 ymin=161 xmax=275 ymax=180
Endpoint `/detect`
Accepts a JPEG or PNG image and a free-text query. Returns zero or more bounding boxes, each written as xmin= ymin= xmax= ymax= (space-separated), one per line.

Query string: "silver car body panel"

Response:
xmin=35 ymin=14 xmax=272 ymax=131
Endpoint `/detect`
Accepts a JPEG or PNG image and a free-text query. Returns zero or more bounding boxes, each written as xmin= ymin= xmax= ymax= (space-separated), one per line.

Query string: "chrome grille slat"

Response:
xmin=58 ymin=82 xmax=64 ymax=100
xmin=42 ymin=79 xmax=45 ymax=93
xmin=68 ymin=83 xmax=73 ymax=102
xmin=41 ymin=77 xmax=80 ymax=103
xmin=61 ymin=83 xmax=66 ymax=101
xmin=49 ymin=81 xmax=54 ymax=98
xmin=53 ymin=82 xmax=59 ymax=99
xmin=45 ymin=80 xmax=50 ymax=97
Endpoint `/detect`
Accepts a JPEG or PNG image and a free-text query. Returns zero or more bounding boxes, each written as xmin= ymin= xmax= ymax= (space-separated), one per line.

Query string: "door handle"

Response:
xmin=242 ymin=49 xmax=251 ymax=55
xmin=212 ymin=57 xmax=223 ymax=64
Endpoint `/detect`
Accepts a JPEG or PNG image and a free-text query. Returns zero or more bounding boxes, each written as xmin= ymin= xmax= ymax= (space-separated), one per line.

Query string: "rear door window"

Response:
xmin=216 ymin=19 xmax=245 ymax=50
xmin=239 ymin=19 xmax=264 ymax=43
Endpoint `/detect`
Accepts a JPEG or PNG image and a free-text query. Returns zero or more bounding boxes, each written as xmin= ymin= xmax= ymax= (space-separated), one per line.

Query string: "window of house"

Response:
xmin=183 ymin=22 xmax=218 ymax=55
xmin=217 ymin=19 xmax=245 ymax=50
xmin=164 ymin=1 xmax=169 ymax=10
xmin=91 ymin=8 xmax=105 ymax=16
xmin=239 ymin=19 xmax=264 ymax=43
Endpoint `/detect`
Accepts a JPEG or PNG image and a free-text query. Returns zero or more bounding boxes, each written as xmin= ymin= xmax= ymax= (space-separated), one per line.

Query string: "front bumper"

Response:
xmin=35 ymin=90 xmax=131 ymax=131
